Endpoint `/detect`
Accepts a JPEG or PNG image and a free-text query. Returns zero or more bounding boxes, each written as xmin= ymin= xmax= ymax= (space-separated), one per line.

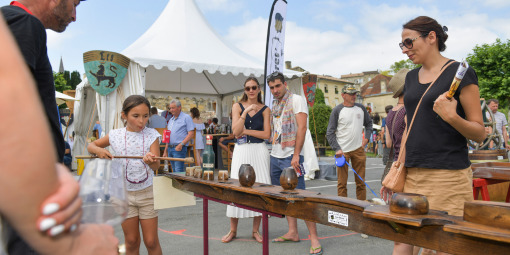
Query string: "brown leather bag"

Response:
xmin=382 ymin=61 xmax=455 ymax=192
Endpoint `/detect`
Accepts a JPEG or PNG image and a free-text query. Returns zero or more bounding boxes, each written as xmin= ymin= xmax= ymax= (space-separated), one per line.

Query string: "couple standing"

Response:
xmin=221 ymin=73 xmax=322 ymax=255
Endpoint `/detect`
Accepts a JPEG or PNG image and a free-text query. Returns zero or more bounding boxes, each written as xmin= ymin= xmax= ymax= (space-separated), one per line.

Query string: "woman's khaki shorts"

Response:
xmin=127 ymin=185 xmax=158 ymax=219
xmin=403 ymin=167 xmax=473 ymax=217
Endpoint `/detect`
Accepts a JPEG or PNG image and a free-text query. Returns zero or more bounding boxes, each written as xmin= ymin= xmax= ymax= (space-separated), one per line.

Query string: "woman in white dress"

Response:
xmin=221 ymin=77 xmax=271 ymax=243
xmin=190 ymin=107 xmax=205 ymax=166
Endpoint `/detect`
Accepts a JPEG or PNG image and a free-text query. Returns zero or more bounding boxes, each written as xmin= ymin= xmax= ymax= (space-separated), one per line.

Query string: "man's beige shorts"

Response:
xmin=127 ymin=185 xmax=158 ymax=219
xmin=404 ymin=167 xmax=473 ymax=217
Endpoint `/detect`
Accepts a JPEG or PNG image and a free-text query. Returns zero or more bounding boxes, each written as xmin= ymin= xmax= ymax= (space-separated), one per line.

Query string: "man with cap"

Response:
xmin=326 ymin=84 xmax=372 ymax=199
xmin=1 ymin=1 xmax=86 ymax=254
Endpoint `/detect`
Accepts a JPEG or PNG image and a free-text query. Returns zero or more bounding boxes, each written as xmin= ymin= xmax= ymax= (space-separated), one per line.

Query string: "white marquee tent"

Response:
xmin=73 ymin=0 xmax=319 ymax=177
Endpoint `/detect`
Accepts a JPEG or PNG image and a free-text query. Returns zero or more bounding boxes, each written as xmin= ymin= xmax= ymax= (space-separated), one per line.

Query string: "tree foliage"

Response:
xmin=62 ymin=70 xmax=82 ymax=90
xmin=390 ymin=59 xmax=420 ymax=74
xmin=467 ymin=39 xmax=510 ymax=107
xmin=53 ymin=72 xmax=71 ymax=92
xmin=309 ymin=88 xmax=332 ymax=145
xmin=315 ymin=87 xmax=325 ymax=104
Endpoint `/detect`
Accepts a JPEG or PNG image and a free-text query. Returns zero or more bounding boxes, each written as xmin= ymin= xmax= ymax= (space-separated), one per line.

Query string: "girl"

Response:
xmin=190 ymin=107 xmax=205 ymax=166
xmin=222 ymin=77 xmax=271 ymax=244
xmin=88 ymin=95 xmax=163 ymax=255
xmin=382 ymin=16 xmax=485 ymax=255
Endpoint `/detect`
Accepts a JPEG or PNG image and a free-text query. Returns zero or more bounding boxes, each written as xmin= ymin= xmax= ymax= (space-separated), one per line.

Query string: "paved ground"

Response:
xmin=77 ymin=157 xmax=395 ymax=254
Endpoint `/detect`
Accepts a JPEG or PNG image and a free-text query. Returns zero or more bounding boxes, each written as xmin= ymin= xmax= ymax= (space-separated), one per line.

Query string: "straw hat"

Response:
xmin=388 ymin=68 xmax=409 ymax=98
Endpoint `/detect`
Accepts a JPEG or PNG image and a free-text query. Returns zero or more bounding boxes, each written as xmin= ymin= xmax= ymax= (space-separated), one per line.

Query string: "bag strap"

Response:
xmin=396 ymin=60 xmax=456 ymax=163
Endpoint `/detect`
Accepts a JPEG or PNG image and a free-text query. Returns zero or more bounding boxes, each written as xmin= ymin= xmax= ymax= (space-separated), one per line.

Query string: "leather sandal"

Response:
xmin=252 ymin=231 xmax=263 ymax=243
xmin=221 ymin=230 xmax=237 ymax=243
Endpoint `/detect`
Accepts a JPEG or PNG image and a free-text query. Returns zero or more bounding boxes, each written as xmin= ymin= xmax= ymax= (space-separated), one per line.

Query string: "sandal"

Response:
xmin=221 ymin=230 xmax=237 ymax=243
xmin=253 ymin=231 xmax=263 ymax=243
xmin=310 ymin=246 xmax=323 ymax=255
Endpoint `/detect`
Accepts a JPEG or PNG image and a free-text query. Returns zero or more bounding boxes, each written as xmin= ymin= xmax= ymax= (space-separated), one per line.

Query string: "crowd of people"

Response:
xmin=0 ymin=0 xmax=494 ymax=254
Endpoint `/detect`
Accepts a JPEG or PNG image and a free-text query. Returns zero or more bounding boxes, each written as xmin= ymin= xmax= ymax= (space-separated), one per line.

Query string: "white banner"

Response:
xmin=264 ymin=0 xmax=287 ymax=108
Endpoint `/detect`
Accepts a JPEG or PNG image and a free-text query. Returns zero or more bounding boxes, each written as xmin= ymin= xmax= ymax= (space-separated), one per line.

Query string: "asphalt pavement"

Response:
xmin=96 ymin=157 xmax=394 ymax=255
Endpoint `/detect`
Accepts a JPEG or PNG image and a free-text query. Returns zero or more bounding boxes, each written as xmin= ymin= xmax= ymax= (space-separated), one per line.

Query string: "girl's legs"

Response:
xmin=140 ymin=217 xmax=162 ymax=255
xmin=122 ymin=217 xmax=142 ymax=255
xmin=196 ymin=149 xmax=203 ymax=166
xmin=221 ymin=217 xmax=238 ymax=243
xmin=252 ymin=216 xmax=262 ymax=243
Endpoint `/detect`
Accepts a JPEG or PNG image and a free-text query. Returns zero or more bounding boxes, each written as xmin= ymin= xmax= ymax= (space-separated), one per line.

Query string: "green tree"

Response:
xmin=53 ymin=72 xmax=71 ymax=92
xmin=390 ymin=59 xmax=420 ymax=74
xmin=467 ymin=39 xmax=510 ymax=107
xmin=62 ymin=70 xmax=82 ymax=90
xmin=309 ymin=88 xmax=332 ymax=145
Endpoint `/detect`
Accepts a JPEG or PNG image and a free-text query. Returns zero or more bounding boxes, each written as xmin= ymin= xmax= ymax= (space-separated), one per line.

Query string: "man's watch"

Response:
xmin=180 ymin=142 xmax=185 ymax=146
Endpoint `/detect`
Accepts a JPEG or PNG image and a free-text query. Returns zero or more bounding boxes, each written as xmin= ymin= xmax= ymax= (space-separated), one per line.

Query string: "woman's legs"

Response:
xmin=252 ymin=216 xmax=262 ymax=243
xmin=122 ymin=217 xmax=142 ymax=255
xmin=221 ymin=217 xmax=238 ymax=243
xmin=196 ymin=149 xmax=202 ymax=166
xmin=140 ymin=217 xmax=162 ymax=255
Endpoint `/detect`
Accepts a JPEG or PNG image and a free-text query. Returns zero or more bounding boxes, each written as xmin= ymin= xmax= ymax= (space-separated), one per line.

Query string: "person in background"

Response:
xmin=163 ymin=99 xmax=195 ymax=172
xmin=210 ymin=117 xmax=219 ymax=134
xmin=88 ymin=95 xmax=163 ymax=255
xmin=382 ymin=105 xmax=394 ymax=166
xmin=93 ymin=120 xmax=102 ymax=139
xmin=219 ymin=111 xmax=236 ymax=158
xmin=268 ymin=72 xmax=322 ymax=255
xmin=190 ymin=107 xmax=205 ymax=166
xmin=0 ymin=14 xmax=119 ymax=254
xmin=63 ymin=141 xmax=72 ymax=170
xmin=485 ymin=99 xmax=509 ymax=150
xmin=148 ymin=107 xmax=167 ymax=128
xmin=326 ymin=84 xmax=372 ymax=200
xmin=222 ymin=77 xmax=271 ymax=244
xmin=160 ymin=103 xmax=172 ymax=124
xmin=382 ymin=16 xmax=485 ymax=255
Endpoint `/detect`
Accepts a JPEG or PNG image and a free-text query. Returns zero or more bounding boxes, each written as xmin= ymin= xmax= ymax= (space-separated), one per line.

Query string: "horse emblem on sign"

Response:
xmin=83 ymin=50 xmax=130 ymax=96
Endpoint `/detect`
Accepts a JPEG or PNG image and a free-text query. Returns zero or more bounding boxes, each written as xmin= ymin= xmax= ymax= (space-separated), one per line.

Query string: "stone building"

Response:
xmin=316 ymin=75 xmax=355 ymax=108
xmin=359 ymin=74 xmax=397 ymax=123
xmin=340 ymin=70 xmax=380 ymax=86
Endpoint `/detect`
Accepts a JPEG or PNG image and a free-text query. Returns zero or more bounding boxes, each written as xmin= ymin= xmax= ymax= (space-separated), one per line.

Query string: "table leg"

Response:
xmin=203 ymin=198 xmax=209 ymax=255
xmin=263 ymin=212 xmax=269 ymax=255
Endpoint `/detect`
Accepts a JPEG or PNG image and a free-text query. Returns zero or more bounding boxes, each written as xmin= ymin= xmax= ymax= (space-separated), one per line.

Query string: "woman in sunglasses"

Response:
xmin=382 ymin=16 xmax=486 ymax=255
xmin=221 ymin=77 xmax=271 ymax=243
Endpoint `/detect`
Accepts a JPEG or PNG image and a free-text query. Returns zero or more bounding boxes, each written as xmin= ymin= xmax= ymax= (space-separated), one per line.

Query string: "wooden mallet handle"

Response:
xmin=76 ymin=155 xmax=194 ymax=163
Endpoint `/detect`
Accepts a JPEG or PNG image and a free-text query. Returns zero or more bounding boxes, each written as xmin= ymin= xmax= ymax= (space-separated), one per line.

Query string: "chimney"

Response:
xmin=285 ymin=61 xmax=291 ymax=69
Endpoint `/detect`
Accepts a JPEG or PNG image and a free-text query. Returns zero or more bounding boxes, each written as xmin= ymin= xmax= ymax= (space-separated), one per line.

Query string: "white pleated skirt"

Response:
xmin=226 ymin=142 xmax=270 ymax=218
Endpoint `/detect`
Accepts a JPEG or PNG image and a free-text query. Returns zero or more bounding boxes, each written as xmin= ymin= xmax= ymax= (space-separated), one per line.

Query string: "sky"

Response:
xmin=2 ymin=0 xmax=510 ymax=78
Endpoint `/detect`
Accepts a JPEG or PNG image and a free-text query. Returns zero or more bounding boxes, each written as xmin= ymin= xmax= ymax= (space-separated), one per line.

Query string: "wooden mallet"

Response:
xmin=76 ymin=155 xmax=194 ymax=163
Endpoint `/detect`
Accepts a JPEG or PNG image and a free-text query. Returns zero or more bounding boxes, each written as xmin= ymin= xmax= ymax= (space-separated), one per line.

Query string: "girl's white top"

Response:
xmin=109 ymin=127 xmax=160 ymax=191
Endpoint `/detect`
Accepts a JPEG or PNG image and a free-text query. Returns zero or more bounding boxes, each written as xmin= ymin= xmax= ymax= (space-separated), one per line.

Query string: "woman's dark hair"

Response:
xmin=240 ymin=77 xmax=263 ymax=104
xmin=190 ymin=107 xmax=200 ymax=119
xmin=122 ymin=95 xmax=150 ymax=116
xmin=403 ymin=16 xmax=448 ymax=52
xmin=212 ymin=118 xmax=218 ymax=124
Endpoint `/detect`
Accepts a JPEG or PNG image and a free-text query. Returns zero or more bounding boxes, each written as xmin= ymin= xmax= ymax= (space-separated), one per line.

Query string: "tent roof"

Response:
xmin=122 ymin=0 xmax=269 ymax=78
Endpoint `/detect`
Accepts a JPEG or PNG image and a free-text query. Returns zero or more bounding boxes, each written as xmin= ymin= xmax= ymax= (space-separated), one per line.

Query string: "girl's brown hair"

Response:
xmin=190 ymin=107 xmax=200 ymax=119
xmin=240 ymin=77 xmax=262 ymax=104
xmin=403 ymin=16 xmax=448 ymax=52
xmin=122 ymin=95 xmax=151 ymax=116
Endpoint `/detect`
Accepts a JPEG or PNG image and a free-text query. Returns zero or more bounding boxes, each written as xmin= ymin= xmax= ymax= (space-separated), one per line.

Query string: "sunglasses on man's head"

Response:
xmin=245 ymin=85 xmax=258 ymax=91
xmin=399 ymin=32 xmax=429 ymax=50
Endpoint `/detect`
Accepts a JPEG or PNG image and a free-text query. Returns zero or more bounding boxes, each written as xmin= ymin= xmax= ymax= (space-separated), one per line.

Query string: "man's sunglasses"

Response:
xmin=399 ymin=32 xmax=429 ymax=50
xmin=245 ymin=85 xmax=258 ymax=91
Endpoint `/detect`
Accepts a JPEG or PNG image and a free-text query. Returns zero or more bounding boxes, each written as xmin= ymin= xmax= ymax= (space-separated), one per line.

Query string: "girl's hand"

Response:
xmin=245 ymin=104 xmax=259 ymax=114
xmin=433 ymin=92 xmax=458 ymax=123
xmin=96 ymin=148 xmax=113 ymax=159
xmin=143 ymin=152 xmax=157 ymax=164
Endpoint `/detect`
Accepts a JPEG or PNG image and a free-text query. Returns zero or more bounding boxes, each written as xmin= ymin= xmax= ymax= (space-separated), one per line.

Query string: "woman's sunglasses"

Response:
xmin=245 ymin=85 xmax=258 ymax=91
xmin=399 ymin=32 xmax=429 ymax=50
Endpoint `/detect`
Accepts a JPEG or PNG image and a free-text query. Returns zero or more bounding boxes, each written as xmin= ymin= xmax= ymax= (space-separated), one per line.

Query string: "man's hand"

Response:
xmin=291 ymin=154 xmax=300 ymax=173
xmin=176 ymin=143 xmax=183 ymax=152
xmin=37 ymin=164 xmax=82 ymax=236
xmin=335 ymin=149 xmax=344 ymax=158
xmin=362 ymin=138 xmax=369 ymax=148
